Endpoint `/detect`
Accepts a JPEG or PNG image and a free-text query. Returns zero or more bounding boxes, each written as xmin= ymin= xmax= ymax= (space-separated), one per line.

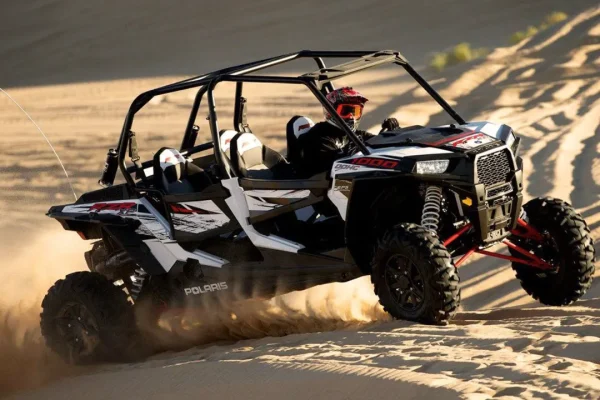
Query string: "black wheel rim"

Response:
xmin=384 ymin=254 xmax=425 ymax=312
xmin=55 ymin=302 xmax=100 ymax=361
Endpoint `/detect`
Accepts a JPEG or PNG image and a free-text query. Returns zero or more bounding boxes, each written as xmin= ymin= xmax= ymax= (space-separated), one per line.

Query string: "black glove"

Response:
xmin=380 ymin=117 xmax=400 ymax=132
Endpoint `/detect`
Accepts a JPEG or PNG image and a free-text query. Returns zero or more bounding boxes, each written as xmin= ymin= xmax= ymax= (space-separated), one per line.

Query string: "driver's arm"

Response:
xmin=355 ymin=118 xmax=400 ymax=140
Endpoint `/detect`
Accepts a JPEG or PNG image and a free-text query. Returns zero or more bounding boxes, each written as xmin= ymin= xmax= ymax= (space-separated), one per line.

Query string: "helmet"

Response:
xmin=323 ymin=87 xmax=368 ymax=131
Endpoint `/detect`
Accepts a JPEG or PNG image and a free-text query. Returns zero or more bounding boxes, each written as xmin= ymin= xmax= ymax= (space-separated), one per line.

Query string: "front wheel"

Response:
xmin=371 ymin=223 xmax=460 ymax=325
xmin=510 ymin=197 xmax=596 ymax=306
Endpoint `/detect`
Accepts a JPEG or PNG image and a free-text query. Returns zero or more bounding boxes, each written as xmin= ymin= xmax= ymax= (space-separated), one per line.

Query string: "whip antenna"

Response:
xmin=1 ymin=88 xmax=78 ymax=201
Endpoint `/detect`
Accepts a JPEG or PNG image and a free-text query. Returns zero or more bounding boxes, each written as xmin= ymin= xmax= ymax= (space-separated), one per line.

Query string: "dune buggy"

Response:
xmin=41 ymin=50 xmax=595 ymax=364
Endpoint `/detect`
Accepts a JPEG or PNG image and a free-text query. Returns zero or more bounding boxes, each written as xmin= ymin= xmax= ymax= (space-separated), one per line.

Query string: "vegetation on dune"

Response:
xmin=430 ymin=11 xmax=568 ymax=72
xmin=510 ymin=11 xmax=568 ymax=44
xmin=509 ymin=26 xmax=540 ymax=45
xmin=430 ymin=43 xmax=489 ymax=72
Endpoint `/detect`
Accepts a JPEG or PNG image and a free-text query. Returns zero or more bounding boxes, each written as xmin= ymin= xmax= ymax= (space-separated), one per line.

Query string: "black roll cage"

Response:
xmin=115 ymin=50 xmax=466 ymax=188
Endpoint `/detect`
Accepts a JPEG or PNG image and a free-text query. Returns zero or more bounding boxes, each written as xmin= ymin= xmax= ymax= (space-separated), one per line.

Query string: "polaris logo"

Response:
xmin=184 ymin=282 xmax=228 ymax=295
xmin=335 ymin=184 xmax=350 ymax=191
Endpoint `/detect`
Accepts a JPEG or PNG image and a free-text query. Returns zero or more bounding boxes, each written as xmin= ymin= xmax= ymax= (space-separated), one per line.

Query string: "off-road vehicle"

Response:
xmin=41 ymin=50 xmax=595 ymax=364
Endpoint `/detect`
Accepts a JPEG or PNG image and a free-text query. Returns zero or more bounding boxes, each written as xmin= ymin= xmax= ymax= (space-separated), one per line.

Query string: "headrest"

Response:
xmin=157 ymin=148 xmax=186 ymax=170
xmin=236 ymin=133 xmax=263 ymax=156
xmin=286 ymin=116 xmax=315 ymax=163
xmin=230 ymin=133 xmax=264 ymax=174
xmin=288 ymin=116 xmax=315 ymax=138
xmin=219 ymin=129 xmax=238 ymax=157
xmin=154 ymin=147 xmax=186 ymax=186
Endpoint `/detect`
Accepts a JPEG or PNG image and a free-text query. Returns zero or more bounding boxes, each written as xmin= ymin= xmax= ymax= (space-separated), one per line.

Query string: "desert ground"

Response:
xmin=0 ymin=2 xmax=599 ymax=400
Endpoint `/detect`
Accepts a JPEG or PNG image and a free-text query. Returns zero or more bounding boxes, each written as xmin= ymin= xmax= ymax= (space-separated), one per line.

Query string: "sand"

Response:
xmin=0 ymin=3 xmax=599 ymax=400
xmin=2 ymin=0 xmax=597 ymax=88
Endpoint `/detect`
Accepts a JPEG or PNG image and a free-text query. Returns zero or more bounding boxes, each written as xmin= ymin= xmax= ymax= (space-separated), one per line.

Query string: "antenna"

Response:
xmin=1 ymin=88 xmax=78 ymax=201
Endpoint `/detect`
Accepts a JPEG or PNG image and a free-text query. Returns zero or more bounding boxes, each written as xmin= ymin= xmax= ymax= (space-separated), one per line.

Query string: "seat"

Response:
xmin=286 ymin=115 xmax=315 ymax=164
xmin=219 ymin=129 xmax=238 ymax=160
xmin=153 ymin=147 xmax=211 ymax=194
xmin=229 ymin=133 xmax=290 ymax=179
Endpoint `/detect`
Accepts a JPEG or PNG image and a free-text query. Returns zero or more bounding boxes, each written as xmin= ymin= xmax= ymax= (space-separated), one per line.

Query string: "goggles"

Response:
xmin=335 ymin=103 xmax=363 ymax=119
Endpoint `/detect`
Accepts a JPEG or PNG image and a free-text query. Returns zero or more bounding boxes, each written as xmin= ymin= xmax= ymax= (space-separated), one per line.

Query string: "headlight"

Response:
xmin=415 ymin=160 xmax=450 ymax=174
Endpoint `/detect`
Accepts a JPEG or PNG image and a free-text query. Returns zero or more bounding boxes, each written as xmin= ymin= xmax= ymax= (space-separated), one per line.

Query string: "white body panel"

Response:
xmin=143 ymin=239 xmax=227 ymax=272
xmin=327 ymin=146 xmax=453 ymax=220
xmin=138 ymin=197 xmax=171 ymax=239
xmin=61 ymin=199 xmax=227 ymax=271
xmin=62 ymin=199 xmax=171 ymax=240
xmin=368 ymin=146 xmax=453 ymax=157
xmin=244 ymin=189 xmax=311 ymax=212
xmin=463 ymin=121 xmax=502 ymax=139
xmin=170 ymin=200 xmax=230 ymax=234
xmin=221 ymin=178 xmax=304 ymax=252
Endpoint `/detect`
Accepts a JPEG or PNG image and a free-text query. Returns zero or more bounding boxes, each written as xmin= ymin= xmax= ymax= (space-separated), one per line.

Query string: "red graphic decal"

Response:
xmin=429 ymin=131 xmax=475 ymax=147
xmin=449 ymin=133 xmax=487 ymax=147
xmin=298 ymin=123 xmax=310 ymax=130
xmin=350 ymin=157 xmax=398 ymax=169
xmin=90 ymin=202 xmax=136 ymax=212
xmin=170 ymin=204 xmax=217 ymax=215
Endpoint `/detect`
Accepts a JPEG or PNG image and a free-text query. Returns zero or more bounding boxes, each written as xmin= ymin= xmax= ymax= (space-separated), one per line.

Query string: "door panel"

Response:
xmin=239 ymin=178 xmax=329 ymax=222
xmin=169 ymin=200 xmax=231 ymax=234
xmin=162 ymin=184 xmax=240 ymax=242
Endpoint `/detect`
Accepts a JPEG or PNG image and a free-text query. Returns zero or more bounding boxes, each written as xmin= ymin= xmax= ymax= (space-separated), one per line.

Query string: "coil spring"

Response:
xmin=421 ymin=185 xmax=443 ymax=232
xmin=130 ymin=268 xmax=147 ymax=301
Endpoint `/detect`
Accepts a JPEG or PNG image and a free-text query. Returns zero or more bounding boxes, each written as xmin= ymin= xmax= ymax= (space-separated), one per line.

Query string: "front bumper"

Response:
xmin=471 ymin=146 xmax=523 ymax=244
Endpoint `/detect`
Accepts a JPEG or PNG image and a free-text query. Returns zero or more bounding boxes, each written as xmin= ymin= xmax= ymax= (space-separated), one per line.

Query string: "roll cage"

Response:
xmin=114 ymin=50 xmax=466 ymax=189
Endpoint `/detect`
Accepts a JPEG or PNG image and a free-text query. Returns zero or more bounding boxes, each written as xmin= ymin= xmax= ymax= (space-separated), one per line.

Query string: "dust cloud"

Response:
xmin=0 ymin=229 xmax=89 ymax=397
xmin=0 ymin=225 xmax=386 ymax=397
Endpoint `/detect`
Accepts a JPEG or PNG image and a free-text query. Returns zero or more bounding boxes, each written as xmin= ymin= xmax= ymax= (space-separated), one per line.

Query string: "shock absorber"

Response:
xmin=421 ymin=185 xmax=443 ymax=232
xmin=130 ymin=268 xmax=147 ymax=301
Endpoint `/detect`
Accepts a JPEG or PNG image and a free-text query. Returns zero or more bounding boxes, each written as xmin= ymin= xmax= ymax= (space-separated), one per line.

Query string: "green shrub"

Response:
xmin=510 ymin=26 xmax=539 ymax=44
xmin=430 ymin=10 xmax=569 ymax=71
xmin=544 ymin=11 xmax=568 ymax=26
xmin=449 ymin=42 xmax=473 ymax=63
xmin=510 ymin=31 xmax=526 ymax=44
xmin=430 ymin=52 xmax=449 ymax=72
xmin=509 ymin=11 xmax=568 ymax=44
xmin=430 ymin=43 xmax=489 ymax=72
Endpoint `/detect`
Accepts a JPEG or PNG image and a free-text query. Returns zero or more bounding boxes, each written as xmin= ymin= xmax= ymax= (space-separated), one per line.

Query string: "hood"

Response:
xmin=366 ymin=122 xmax=514 ymax=152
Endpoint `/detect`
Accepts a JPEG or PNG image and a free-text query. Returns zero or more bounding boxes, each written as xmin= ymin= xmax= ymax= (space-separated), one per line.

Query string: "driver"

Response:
xmin=289 ymin=86 xmax=399 ymax=177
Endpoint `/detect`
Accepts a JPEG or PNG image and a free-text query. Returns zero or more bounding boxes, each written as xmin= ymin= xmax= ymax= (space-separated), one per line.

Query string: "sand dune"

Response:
xmin=9 ymin=302 xmax=600 ymax=400
xmin=1 ymin=4 xmax=599 ymax=400
xmin=2 ymin=0 xmax=598 ymax=87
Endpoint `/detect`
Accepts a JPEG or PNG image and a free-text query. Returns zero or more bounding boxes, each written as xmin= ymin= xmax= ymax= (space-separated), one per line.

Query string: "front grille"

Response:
xmin=476 ymin=150 xmax=511 ymax=186
xmin=468 ymin=141 xmax=501 ymax=155
xmin=487 ymin=183 xmax=513 ymax=198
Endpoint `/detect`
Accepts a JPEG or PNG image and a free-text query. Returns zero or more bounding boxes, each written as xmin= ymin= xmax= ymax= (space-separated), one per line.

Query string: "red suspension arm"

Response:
xmin=510 ymin=218 xmax=545 ymax=241
xmin=443 ymin=219 xmax=554 ymax=270
xmin=443 ymin=223 xmax=472 ymax=247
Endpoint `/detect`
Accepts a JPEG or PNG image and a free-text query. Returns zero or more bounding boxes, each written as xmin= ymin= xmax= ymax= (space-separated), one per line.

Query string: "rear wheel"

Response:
xmin=41 ymin=271 xmax=143 ymax=364
xmin=371 ymin=223 xmax=460 ymax=324
xmin=510 ymin=197 xmax=595 ymax=306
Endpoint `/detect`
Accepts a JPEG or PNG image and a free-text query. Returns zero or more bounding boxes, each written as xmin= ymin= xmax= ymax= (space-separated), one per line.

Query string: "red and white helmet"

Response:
xmin=324 ymin=87 xmax=368 ymax=131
